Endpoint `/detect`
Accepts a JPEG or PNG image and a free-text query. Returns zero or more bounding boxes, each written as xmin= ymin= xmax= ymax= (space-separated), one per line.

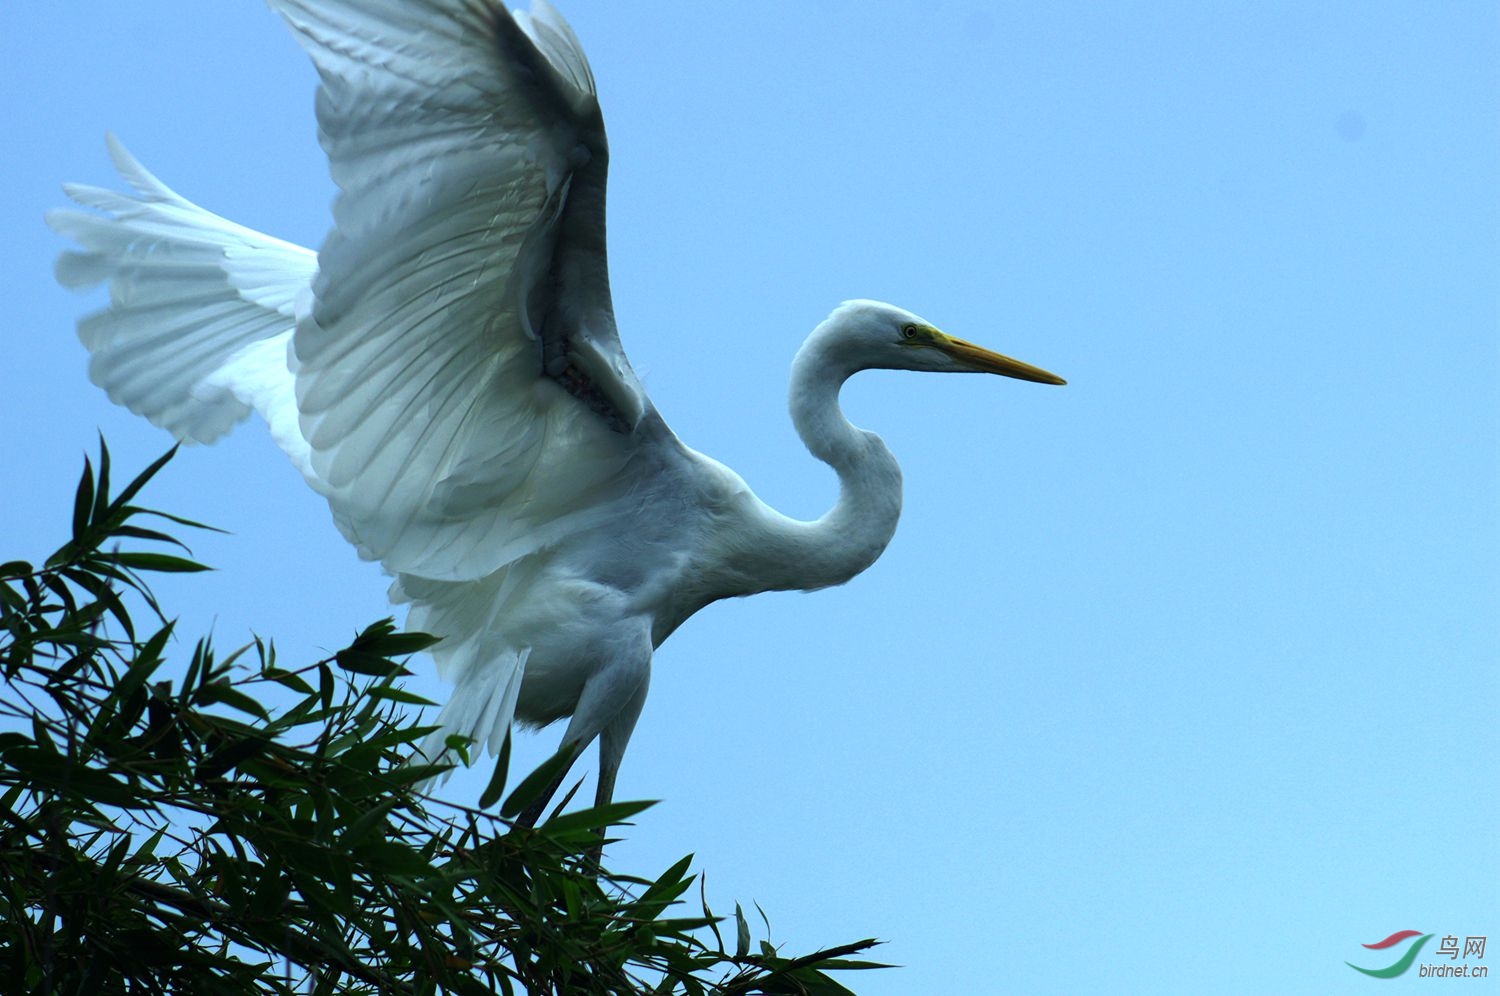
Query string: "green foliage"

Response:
xmin=0 ymin=442 xmax=885 ymax=994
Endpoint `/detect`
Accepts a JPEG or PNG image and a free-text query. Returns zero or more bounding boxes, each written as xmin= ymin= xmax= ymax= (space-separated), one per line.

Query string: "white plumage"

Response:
xmin=51 ymin=0 xmax=1064 ymax=821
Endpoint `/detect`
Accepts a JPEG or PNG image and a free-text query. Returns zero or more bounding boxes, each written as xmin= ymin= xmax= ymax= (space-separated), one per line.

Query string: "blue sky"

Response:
xmin=4 ymin=2 xmax=1496 ymax=992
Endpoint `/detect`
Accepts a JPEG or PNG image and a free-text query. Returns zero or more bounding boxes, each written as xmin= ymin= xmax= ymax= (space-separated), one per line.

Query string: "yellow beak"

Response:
xmin=939 ymin=334 xmax=1067 ymax=385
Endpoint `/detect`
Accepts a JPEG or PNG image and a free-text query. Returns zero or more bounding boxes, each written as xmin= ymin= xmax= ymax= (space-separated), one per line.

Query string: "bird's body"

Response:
xmin=51 ymin=0 xmax=1063 ymax=818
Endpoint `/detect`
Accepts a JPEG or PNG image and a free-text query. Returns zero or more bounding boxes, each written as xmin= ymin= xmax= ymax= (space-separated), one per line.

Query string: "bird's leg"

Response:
xmin=582 ymin=674 xmax=650 ymax=869
xmin=515 ymin=623 xmax=652 ymax=835
xmin=593 ymin=671 xmax=649 ymax=809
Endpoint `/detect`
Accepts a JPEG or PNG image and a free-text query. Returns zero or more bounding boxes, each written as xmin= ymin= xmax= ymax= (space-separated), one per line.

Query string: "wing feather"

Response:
xmin=49 ymin=136 xmax=316 ymax=446
xmin=271 ymin=0 xmax=649 ymax=581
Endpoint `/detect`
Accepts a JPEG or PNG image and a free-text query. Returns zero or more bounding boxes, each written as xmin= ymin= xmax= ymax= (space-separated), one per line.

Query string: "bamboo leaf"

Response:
xmin=195 ymin=681 xmax=271 ymax=722
xmin=366 ymin=684 xmax=435 ymax=706
xmin=108 ymin=552 xmax=212 ymax=574
xmin=92 ymin=435 xmax=113 ymax=525
xmin=72 ymin=454 xmax=96 ymax=542
xmin=735 ymin=903 xmax=751 ymax=959
xmin=332 ymin=650 xmax=406 ymax=677
xmin=477 ymin=730 xmax=512 ymax=810
xmin=500 ymin=745 xmax=578 ymax=819
xmin=541 ymin=800 xmax=654 ymax=836
xmin=106 ymin=445 xmax=176 ymax=515
xmin=109 ymin=525 xmax=192 ymax=550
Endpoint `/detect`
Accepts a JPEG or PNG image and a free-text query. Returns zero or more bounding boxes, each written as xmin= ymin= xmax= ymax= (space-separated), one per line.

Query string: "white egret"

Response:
xmin=50 ymin=0 xmax=1065 ymax=822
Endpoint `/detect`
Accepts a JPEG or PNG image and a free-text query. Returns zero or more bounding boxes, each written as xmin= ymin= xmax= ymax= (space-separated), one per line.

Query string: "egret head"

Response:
xmin=823 ymin=299 xmax=1066 ymax=385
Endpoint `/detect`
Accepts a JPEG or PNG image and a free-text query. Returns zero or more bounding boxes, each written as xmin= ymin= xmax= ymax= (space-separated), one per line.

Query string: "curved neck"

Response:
xmin=732 ymin=329 xmax=904 ymax=594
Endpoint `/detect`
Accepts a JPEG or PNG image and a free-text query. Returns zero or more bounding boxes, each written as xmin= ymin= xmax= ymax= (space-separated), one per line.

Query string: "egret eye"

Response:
xmin=901 ymin=324 xmax=919 ymax=340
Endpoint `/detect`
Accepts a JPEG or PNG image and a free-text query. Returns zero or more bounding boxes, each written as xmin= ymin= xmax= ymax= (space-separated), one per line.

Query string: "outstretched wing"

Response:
xmin=272 ymin=0 xmax=655 ymax=581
